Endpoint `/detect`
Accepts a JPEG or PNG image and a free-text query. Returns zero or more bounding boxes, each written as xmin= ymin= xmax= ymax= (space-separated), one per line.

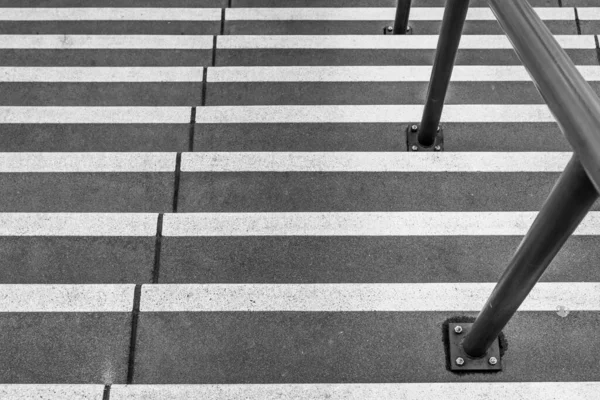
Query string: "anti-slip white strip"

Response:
xmin=140 ymin=283 xmax=600 ymax=312
xmin=162 ymin=212 xmax=600 ymax=236
xmin=0 ymin=284 xmax=135 ymax=312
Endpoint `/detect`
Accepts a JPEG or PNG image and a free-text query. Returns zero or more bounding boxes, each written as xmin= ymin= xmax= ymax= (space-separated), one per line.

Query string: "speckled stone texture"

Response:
xmin=0 ymin=313 xmax=131 ymax=383
xmin=133 ymin=311 xmax=600 ymax=383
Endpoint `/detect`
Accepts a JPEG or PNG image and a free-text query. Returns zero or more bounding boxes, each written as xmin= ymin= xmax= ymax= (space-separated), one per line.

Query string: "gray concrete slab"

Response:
xmin=194 ymin=123 xmax=570 ymax=152
xmin=159 ymin=235 xmax=600 ymax=283
xmin=580 ymin=21 xmax=600 ymax=35
xmin=0 ymin=50 xmax=211 ymax=66
xmin=216 ymin=49 xmax=598 ymax=66
xmin=177 ymin=172 xmax=583 ymax=212
xmin=0 ymin=237 xmax=155 ymax=283
xmin=0 ymin=0 xmax=227 ymax=6
xmin=0 ymin=173 xmax=174 ymax=212
xmin=0 ymin=124 xmax=190 ymax=152
xmin=0 ymin=312 xmax=131 ymax=383
xmin=205 ymin=81 xmax=566 ymax=106
xmin=232 ymin=0 xmax=558 ymax=7
xmin=564 ymin=0 xmax=598 ymax=5
xmin=133 ymin=311 xmax=600 ymax=383
xmin=225 ymin=21 xmax=575 ymax=36
xmin=0 ymin=83 xmax=203 ymax=106
xmin=0 ymin=22 xmax=220 ymax=35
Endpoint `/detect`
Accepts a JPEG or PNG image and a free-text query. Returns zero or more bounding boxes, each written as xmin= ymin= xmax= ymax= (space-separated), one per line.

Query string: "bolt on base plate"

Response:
xmin=406 ymin=124 xmax=444 ymax=152
xmin=448 ymin=323 xmax=502 ymax=372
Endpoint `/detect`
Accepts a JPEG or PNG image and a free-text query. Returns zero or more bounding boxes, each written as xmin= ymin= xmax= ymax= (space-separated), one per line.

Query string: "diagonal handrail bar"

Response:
xmin=488 ymin=0 xmax=600 ymax=191
xmin=453 ymin=0 xmax=600 ymax=364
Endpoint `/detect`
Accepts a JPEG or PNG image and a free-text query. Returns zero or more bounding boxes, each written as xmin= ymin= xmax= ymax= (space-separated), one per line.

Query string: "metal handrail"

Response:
xmin=392 ymin=0 xmax=600 ymax=370
xmin=392 ymin=0 xmax=412 ymax=35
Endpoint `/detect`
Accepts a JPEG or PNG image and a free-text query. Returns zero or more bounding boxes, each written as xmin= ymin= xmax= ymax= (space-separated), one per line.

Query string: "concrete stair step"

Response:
xmin=1 ymin=283 xmax=599 ymax=383
xmin=223 ymin=7 xmax=578 ymax=35
xmin=216 ymin=35 xmax=598 ymax=66
xmin=233 ymin=0 xmax=560 ymax=7
xmin=204 ymin=65 xmax=600 ymax=105
xmin=4 ymin=383 xmax=600 ymax=400
xmin=0 ymin=35 xmax=213 ymax=66
xmin=1 ymin=0 xmax=599 ymax=391
xmin=0 ymin=8 xmax=222 ymax=35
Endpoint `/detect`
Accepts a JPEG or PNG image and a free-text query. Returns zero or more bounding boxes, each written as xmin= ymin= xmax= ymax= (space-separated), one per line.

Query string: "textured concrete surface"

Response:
xmin=232 ymin=0 xmax=558 ymax=6
xmin=140 ymin=283 xmax=600 ymax=311
xmin=225 ymin=20 xmax=576 ymax=36
xmin=0 ymin=107 xmax=191 ymax=123
xmin=159 ymin=235 xmax=600 ymax=283
xmin=110 ymin=383 xmax=600 ymax=400
xmin=0 ymin=22 xmax=220 ymax=35
xmin=0 ymin=312 xmax=131 ymax=383
xmin=2 ymin=0 xmax=598 ymax=390
xmin=206 ymin=81 xmax=557 ymax=105
xmin=133 ymin=311 xmax=600 ymax=383
xmin=161 ymin=212 xmax=600 ymax=236
xmin=0 ymin=124 xmax=191 ymax=152
xmin=0 ymin=385 xmax=104 ymax=400
xmin=0 ymin=0 xmax=226 ymax=6
xmin=178 ymin=172 xmax=577 ymax=212
xmin=0 ymin=173 xmax=174 ymax=212
xmin=0 ymin=83 xmax=203 ymax=106
xmin=0 ymin=49 xmax=212 ymax=66
xmin=195 ymin=105 xmax=562 ymax=123
xmin=0 ymin=284 xmax=135 ymax=312
xmin=216 ymin=48 xmax=599 ymax=66
xmin=0 ymin=237 xmax=155 ymax=283
xmin=0 ymin=213 xmax=157 ymax=236
xmin=194 ymin=122 xmax=571 ymax=152
xmin=181 ymin=152 xmax=573 ymax=171
xmin=580 ymin=21 xmax=600 ymax=35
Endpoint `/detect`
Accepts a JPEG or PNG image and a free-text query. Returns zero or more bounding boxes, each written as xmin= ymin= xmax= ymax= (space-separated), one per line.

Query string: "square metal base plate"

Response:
xmin=406 ymin=125 xmax=444 ymax=152
xmin=448 ymin=323 xmax=502 ymax=371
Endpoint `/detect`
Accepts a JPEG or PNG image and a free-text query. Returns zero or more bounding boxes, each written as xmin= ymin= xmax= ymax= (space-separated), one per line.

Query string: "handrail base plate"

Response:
xmin=406 ymin=125 xmax=444 ymax=152
xmin=448 ymin=323 xmax=502 ymax=372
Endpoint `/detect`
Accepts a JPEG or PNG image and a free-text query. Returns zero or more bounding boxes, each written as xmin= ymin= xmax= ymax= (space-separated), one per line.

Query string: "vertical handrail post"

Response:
xmin=392 ymin=0 xmax=412 ymax=34
xmin=416 ymin=0 xmax=469 ymax=147
xmin=461 ymin=155 xmax=598 ymax=358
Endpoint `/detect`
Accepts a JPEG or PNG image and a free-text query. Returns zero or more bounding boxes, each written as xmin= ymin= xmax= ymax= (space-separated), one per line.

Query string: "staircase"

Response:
xmin=1 ymin=0 xmax=600 ymax=398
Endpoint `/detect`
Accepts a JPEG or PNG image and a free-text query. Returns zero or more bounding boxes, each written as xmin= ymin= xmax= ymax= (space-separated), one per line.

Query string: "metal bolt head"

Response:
xmin=454 ymin=325 xmax=463 ymax=334
xmin=411 ymin=145 xmax=418 ymax=151
xmin=411 ymin=124 xmax=418 ymax=132
xmin=455 ymin=357 xmax=465 ymax=366
xmin=434 ymin=145 xmax=442 ymax=152
xmin=386 ymin=26 xmax=393 ymax=32
xmin=488 ymin=357 xmax=498 ymax=365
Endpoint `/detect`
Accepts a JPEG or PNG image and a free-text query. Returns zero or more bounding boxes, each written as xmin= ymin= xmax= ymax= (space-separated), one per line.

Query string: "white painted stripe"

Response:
xmin=140 ymin=283 xmax=600 ymax=312
xmin=181 ymin=152 xmax=572 ymax=172
xmin=0 ymin=8 xmax=221 ymax=21
xmin=195 ymin=105 xmax=555 ymax=123
xmin=0 ymin=153 xmax=176 ymax=172
xmin=0 ymin=107 xmax=191 ymax=123
xmin=0 ymin=385 xmax=104 ymax=400
xmin=0 ymin=213 xmax=157 ymax=236
xmin=0 ymin=285 xmax=134 ymax=312
xmin=226 ymin=7 xmax=574 ymax=21
xmin=0 ymin=35 xmax=213 ymax=49
xmin=0 ymin=67 xmax=204 ymax=82
xmin=162 ymin=212 xmax=600 ymax=236
xmin=208 ymin=65 xmax=600 ymax=82
xmin=218 ymin=35 xmax=595 ymax=49
xmin=110 ymin=382 xmax=600 ymax=400
xmin=576 ymin=8 xmax=600 ymax=20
